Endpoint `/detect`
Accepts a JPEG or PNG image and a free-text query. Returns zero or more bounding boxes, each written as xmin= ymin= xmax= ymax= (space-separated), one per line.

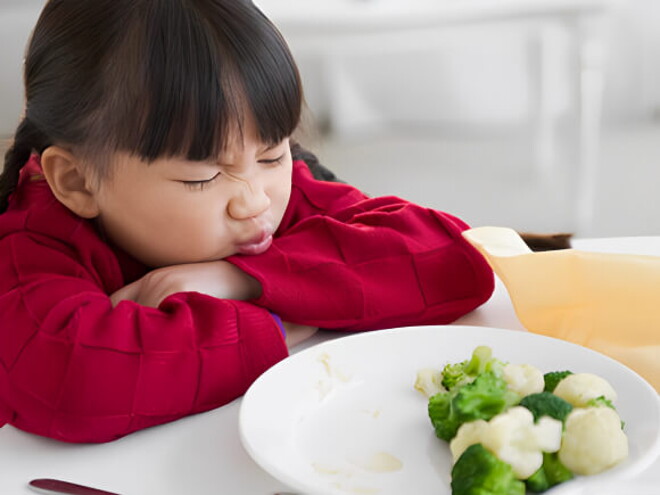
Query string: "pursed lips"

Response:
xmin=236 ymin=227 xmax=274 ymax=255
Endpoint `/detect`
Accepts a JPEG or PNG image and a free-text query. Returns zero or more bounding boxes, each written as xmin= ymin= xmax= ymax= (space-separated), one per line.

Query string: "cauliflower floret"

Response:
xmin=449 ymin=406 xmax=563 ymax=479
xmin=503 ymin=363 xmax=544 ymax=396
xmin=450 ymin=419 xmax=488 ymax=462
xmin=414 ymin=368 xmax=446 ymax=398
xmin=559 ymin=407 xmax=628 ymax=475
xmin=553 ymin=373 xmax=617 ymax=407
xmin=485 ymin=407 xmax=562 ymax=479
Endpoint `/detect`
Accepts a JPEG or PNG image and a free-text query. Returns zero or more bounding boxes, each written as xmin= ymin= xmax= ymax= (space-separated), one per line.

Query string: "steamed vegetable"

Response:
xmin=558 ymin=406 xmax=629 ymax=475
xmin=449 ymin=406 xmax=563 ymax=479
xmin=553 ymin=373 xmax=617 ymax=407
xmin=451 ymin=443 xmax=525 ymax=495
xmin=414 ymin=368 xmax=446 ymax=398
xmin=542 ymin=370 xmax=573 ymax=393
xmin=416 ymin=346 xmax=629 ymax=495
xmin=502 ymin=363 xmax=544 ymax=397
xmin=428 ymin=371 xmax=520 ymax=441
xmin=519 ymin=392 xmax=573 ymax=424
xmin=585 ymin=395 xmax=615 ymax=410
xmin=525 ymin=453 xmax=574 ymax=493
xmin=441 ymin=345 xmax=505 ymax=391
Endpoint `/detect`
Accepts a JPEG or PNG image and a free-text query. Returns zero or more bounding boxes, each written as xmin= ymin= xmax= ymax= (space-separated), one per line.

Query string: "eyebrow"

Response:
xmin=171 ymin=159 xmax=220 ymax=171
xmin=202 ymin=139 xmax=286 ymax=167
xmin=260 ymin=140 xmax=286 ymax=153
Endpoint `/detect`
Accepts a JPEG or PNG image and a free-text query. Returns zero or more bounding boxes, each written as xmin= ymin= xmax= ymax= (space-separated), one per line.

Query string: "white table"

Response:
xmin=258 ymin=0 xmax=614 ymax=234
xmin=0 ymin=236 xmax=658 ymax=494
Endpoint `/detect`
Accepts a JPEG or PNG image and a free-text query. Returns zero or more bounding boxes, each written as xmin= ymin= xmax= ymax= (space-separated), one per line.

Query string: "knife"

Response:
xmin=28 ymin=479 xmax=121 ymax=495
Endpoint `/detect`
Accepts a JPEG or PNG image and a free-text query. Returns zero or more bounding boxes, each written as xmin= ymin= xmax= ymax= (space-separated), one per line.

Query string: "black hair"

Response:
xmin=0 ymin=0 xmax=303 ymax=212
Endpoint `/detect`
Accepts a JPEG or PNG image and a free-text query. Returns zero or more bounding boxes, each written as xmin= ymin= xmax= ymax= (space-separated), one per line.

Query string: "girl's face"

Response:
xmin=92 ymin=126 xmax=293 ymax=267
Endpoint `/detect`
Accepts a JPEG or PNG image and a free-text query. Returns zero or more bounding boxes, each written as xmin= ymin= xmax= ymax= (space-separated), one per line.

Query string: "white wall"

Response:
xmin=274 ymin=0 xmax=660 ymax=133
xmin=604 ymin=0 xmax=660 ymax=121
xmin=1 ymin=1 xmax=659 ymax=136
xmin=0 ymin=1 xmax=44 ymax=136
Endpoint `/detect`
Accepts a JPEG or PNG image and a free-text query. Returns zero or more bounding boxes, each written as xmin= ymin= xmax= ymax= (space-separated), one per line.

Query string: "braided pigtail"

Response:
xmin=0 ymin=118 xmax=49 ymax=213
xmin=290 ymin=140 xmax=343 ymax=183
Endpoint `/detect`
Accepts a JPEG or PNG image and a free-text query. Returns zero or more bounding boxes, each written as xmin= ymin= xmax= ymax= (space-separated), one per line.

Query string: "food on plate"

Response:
xmin=439 ymin=345 xmax=505 ymax=391
xmin=414 ymin=368 xmax=445 ymax=398
xmin=525 ymin=452 xmax=574 ymax=493
xmin=428 ymin=370 xmax=521 ymax=441
xmin=451 ymin=443 xmax=525 ymax=495
xmin=449 ymin=406 xmax=562 ymax=479
xmin=519 ymin=392 xmax=573 ymax=423
xmin=502 ymin=364 xmax=545 ymax=397
xmin=542 ymin=370 xmax=573 ymax=393
xmin=552 ymin=372 xmax=617 ymax=407
xmin=415 ymin=346 xmax=629 ymax=494
xmin=558 ymin=407 xmax=629 ymax=475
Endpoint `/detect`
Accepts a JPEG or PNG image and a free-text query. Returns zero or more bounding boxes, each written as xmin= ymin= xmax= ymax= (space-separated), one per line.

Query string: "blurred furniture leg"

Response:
xmin=323 ymin=43 xmax=384 ymax=138
xmin=529 ymin=23 xmax=558 ymax=187
xmin=569 ymin=12 xmax=609 ymax=235
xmin=529 ymin=12 xmax=609 ymax=235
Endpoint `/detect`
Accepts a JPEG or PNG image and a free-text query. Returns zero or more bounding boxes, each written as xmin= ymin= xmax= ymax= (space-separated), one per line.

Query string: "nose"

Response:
xmin=226 ymin=177 xmax=270 ymax=220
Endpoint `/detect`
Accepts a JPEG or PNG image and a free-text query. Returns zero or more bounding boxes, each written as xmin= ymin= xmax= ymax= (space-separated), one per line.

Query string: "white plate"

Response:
xmin=239 ymin=325 xmax=660 ymax=495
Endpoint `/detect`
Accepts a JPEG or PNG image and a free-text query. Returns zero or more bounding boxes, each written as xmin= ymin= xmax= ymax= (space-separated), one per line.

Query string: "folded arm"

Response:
xmin=228 ymin=162 xmax=495 ymax=331
xmin=0 ymin=233 xmax=287 ymax=443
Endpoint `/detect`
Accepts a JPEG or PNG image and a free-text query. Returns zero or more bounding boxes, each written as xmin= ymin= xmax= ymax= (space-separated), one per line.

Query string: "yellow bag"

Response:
xmin=463 ymin=226 xmax=660 ymax=392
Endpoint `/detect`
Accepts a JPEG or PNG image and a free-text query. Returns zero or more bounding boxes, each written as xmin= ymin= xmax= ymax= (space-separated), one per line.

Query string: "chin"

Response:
xmin=133 ymin=245 xmax=231 ymax=268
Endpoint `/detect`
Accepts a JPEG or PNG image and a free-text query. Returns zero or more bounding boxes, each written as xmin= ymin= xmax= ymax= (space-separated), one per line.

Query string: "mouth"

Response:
xmin=236 ymin=229 xmax=274 ymax=256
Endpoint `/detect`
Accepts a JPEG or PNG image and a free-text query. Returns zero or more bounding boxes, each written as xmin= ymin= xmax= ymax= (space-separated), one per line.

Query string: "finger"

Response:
xmin=109 ymin=279 xmax=142 ymax=307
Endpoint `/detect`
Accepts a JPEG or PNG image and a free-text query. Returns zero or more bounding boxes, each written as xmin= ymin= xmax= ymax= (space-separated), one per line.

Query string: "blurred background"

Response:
xmin=2 ymin=0 xmax=660 ymax=237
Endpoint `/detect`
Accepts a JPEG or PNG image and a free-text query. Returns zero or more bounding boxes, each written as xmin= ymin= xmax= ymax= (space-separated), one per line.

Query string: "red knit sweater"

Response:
xmin=0 ymin=156 xmax=493 ymax=442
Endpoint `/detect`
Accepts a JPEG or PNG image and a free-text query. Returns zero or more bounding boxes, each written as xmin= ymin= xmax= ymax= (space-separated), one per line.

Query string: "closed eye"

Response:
xmin=181 ymin=172 xmax=221 ymax=191
xmin=258 ymin=153 xmax=285 ymax=165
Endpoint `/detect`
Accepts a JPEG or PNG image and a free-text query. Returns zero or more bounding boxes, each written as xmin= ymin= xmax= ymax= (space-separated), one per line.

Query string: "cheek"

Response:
xmin=108 ymin=204 xmax=226 ymax=266
xmin=97 ymin=183 xmax=218 ymax=260
xmin=152 ymin=192 xmax=227 ymax=240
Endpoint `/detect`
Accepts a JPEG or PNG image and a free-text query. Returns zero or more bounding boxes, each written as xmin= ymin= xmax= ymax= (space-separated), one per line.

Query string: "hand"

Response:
xmin=110 ymin=261 xmax=262 ymax=308
xmin=283 ymin=321 xmax=318 ymax=348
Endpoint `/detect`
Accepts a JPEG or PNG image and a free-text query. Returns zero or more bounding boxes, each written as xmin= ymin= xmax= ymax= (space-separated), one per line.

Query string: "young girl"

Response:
xmin=0 ymin=0 xmax=494 ymax=443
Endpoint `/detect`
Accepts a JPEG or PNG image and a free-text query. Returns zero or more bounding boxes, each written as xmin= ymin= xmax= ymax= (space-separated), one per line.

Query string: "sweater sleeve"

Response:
xmin=228 ymin=161 xmax=494 ymax=330
xmin=0 ymin=232 xmax=287 ymax=443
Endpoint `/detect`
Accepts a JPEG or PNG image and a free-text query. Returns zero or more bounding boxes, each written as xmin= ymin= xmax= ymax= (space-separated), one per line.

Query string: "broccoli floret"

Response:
xmin=543 ymin=370 xmax=573 ymax=393
xmin=429 ymin=371 xmax=521 ymax=441
xmin=441 ymin=360 xmax=471 ymax=391
xmin=428 ymin=392 xmax=459 ymax=441
xmin=520 ymin=392 xmax=573 ymax=423
xmin=523 ymin=464 xmax=548 ymax=492
xmin=465 ymin=345 xmax=503 ymax=375
xmin=451 ymin=443 xmax=525 ymax=495
xmin=585 ymin=395 xmax=615 ymax=410
xmin=441 ymin=346 xmax=505 ymax=391
xmin=540 ymin=453 xmax=573 ymax=487
xmin=585 ymin=395 xmax=624 ymax=428
xmin=453 ymin=372 xmax=521 ymax=421
xmin=526 ymin=452 xmax=574 ymax=493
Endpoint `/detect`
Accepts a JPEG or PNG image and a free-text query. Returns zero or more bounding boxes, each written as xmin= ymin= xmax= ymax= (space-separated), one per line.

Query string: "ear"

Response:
xmin=41 ymin=146 xmax=100 ymax=219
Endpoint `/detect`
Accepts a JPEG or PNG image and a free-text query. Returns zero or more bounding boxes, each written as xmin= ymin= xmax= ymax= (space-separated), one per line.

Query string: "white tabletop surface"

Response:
xmin=1 ymin=236 xmax=658 ymax=495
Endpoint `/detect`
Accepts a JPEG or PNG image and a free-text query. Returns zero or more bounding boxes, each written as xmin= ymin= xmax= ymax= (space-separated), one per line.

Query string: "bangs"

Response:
xmin=97 ymin=0 xmax=302 ymax=163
